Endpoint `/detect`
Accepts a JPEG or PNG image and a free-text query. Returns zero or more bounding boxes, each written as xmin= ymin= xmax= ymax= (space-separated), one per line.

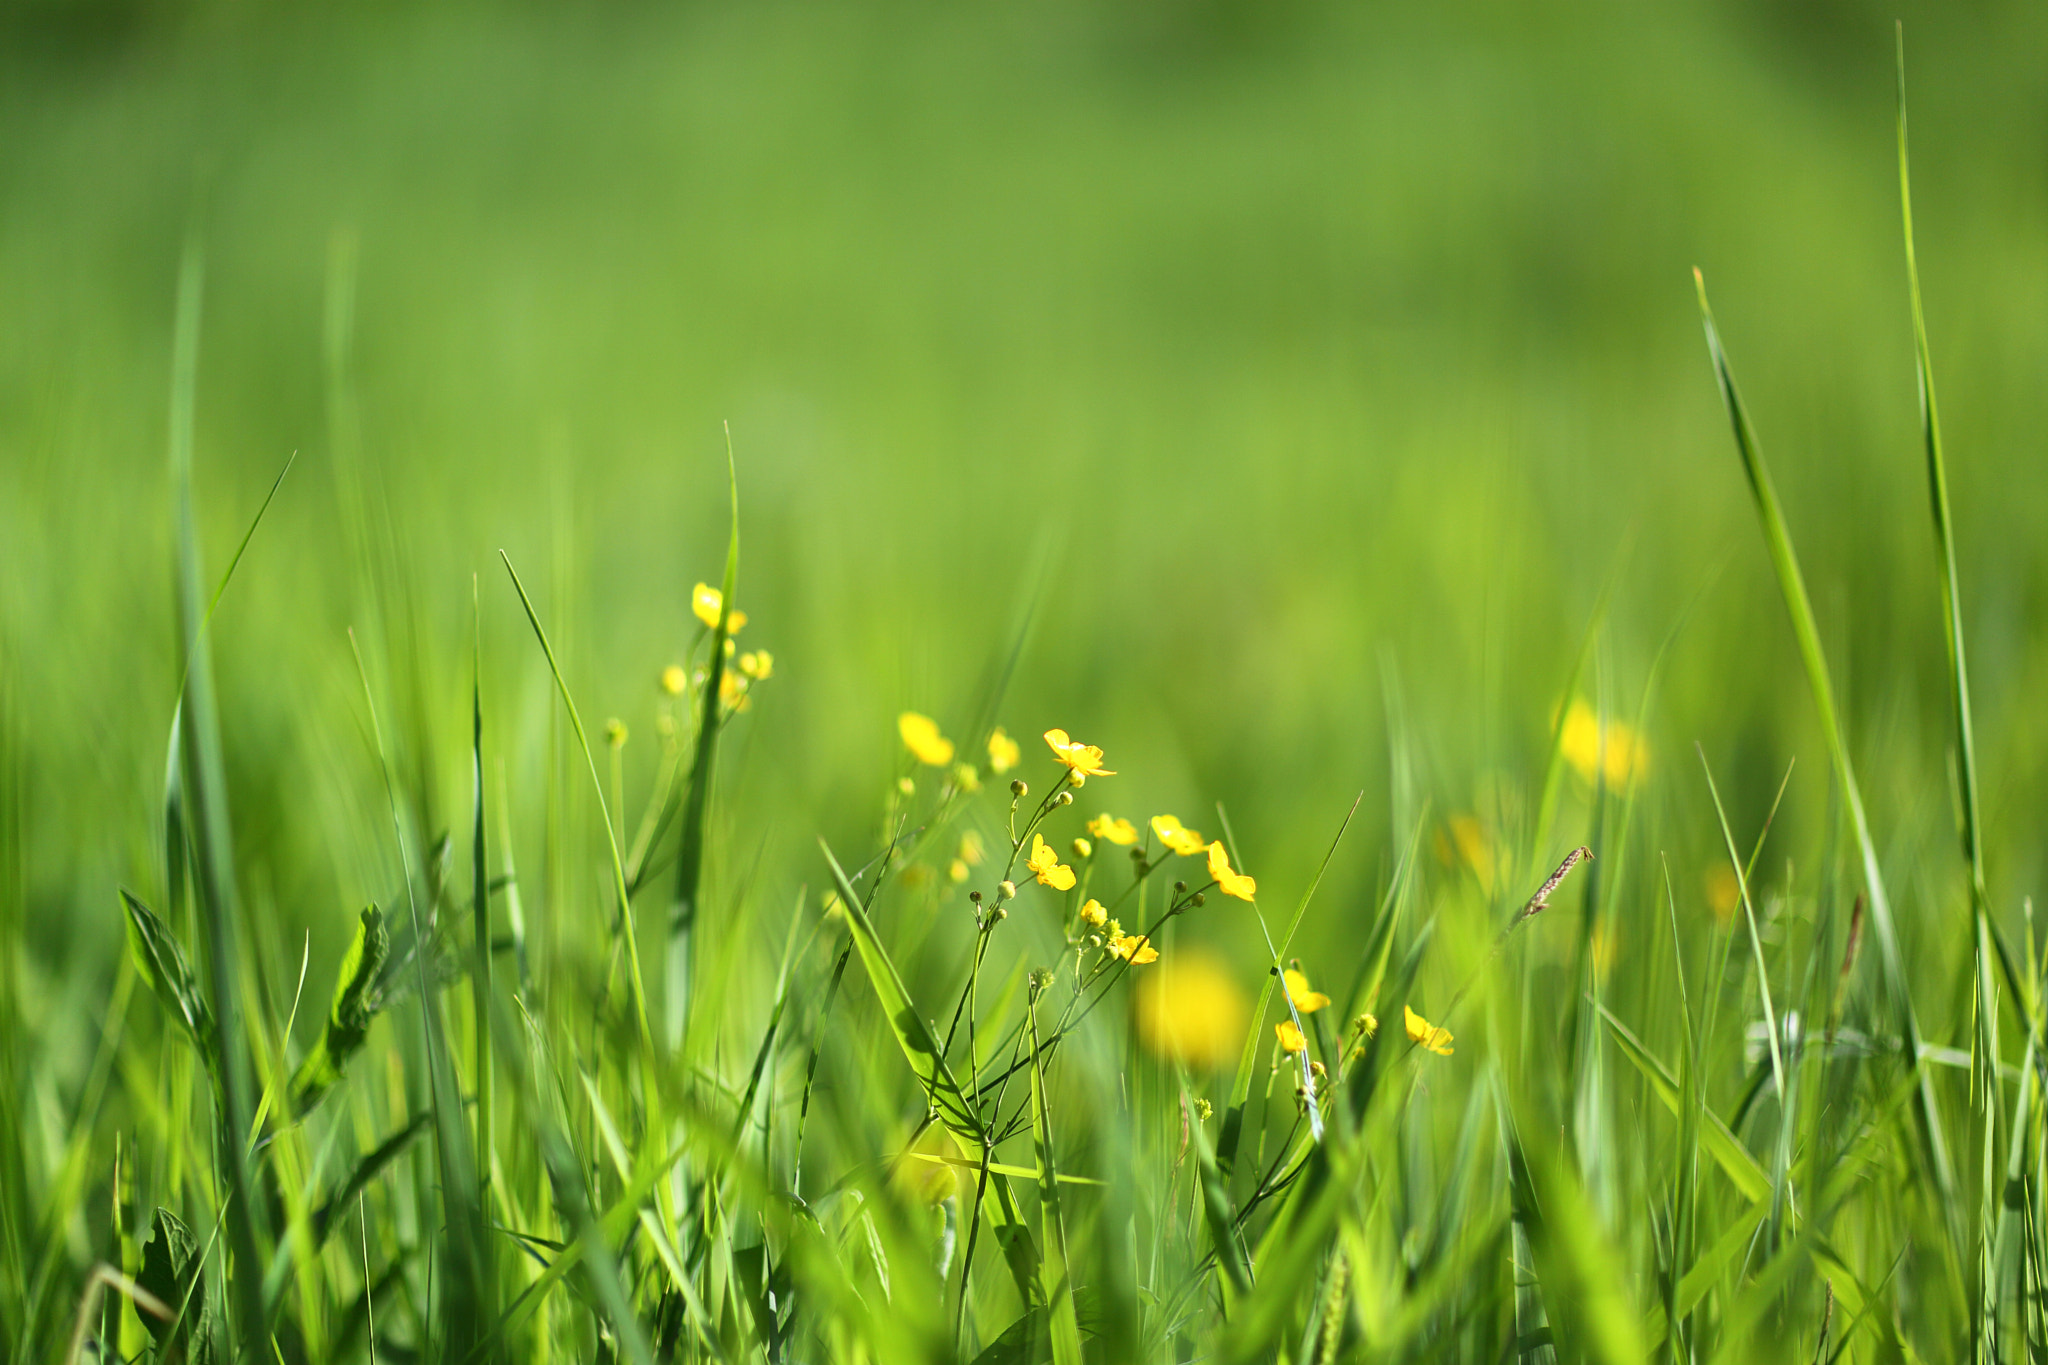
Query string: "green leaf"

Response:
xmin=119 ymin=890 xmax=214 ymax=1064
xmin=287 ymin=905 xmax=389 ymax=1113
xmin=138 ymin=1207 xmax=212 ymax=1364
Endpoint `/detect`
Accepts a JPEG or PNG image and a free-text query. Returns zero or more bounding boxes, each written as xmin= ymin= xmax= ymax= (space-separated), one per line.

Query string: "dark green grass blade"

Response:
xmin=164 ymin=236 xmax=271 ymax=1357
xmin=467 ymin=577 xmax=500 ymax=1338
xmin=671 ymin=435 xmax=742 ymax=1050
xmin=1692 ymin=269 xmax=1960 ymax=1234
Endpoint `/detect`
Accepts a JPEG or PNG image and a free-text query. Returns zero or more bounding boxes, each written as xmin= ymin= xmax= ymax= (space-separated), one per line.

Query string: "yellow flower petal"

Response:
xmin=1133 ymin=949 xmax=1247 ymax=1068
xmin=1282 ymin=969 xmax=1331 ymax=1014
xmin=897 ymin=712 xmax=956 ymax=766
xmin=1403 ymin=1004 xmax=1454 ymax=1057
xmin=660 ymin=664 xmax=687 ymax=696
xmin=738 ymin=650 xmax=774 ymax=680
xmin=1206 ymin=841 xmax=1257 ymax=901
xmin=1043 ymin=728 xmax=1115 ymax=777
xmin=691 ymin=582 xmax=746 ymax=633
xmin=1027 ymin=833 xmax=1076 ymax=891
xmin=1275 ymin=1020 xmax=1307 ymax=1053
xmin=987 ymin=727 xmax=1021 ymax=774
xmin=1079 ymin=898 xmax=1108 ymax=927
xmin=1088 ymin=814 xmax=1139 ymax=846
xmin=1150 ymin=814 xmax=1207 ymax=857
xmin=1107 ymin=931 xmax=1159 ymax=965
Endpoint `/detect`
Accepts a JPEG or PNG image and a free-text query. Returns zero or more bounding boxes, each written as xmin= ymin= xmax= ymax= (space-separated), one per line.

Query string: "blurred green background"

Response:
xmin=4 ymin=0 xmax=2046 ymax=1033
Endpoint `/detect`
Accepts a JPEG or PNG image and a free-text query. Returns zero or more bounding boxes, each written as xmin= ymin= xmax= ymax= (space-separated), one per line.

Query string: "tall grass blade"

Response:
xmin=671 ymin=435 xmax=742 ymax=1050
xmin=164 ymin=236 xmax=271 ymax=1356
xmin=1692 ymin=267 xmax=1960 ymax=1233
xmin=1026 ymin=989 xmax=1084 ymax=1365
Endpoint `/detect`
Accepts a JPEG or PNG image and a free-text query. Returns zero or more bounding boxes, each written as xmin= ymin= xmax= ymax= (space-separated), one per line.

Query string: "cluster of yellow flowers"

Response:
xmin=657 ymin=583 xmax=775 ymax=716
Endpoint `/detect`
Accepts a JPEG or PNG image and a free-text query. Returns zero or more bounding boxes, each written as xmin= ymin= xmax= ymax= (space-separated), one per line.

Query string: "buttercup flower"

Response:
xmin=660 ymin=665 xmax=687 ymax=696
xmin=1088 ymin=814 xmax=1139 ymax=846
xmin=691 ymin=583 xmax=746 ymax=633
xmin=1275 ymin=1020 xmax=1307 ymax=1053
xmin=1079 ymin=898 xmax=1108 ymax=928
xmin=1107 ymin=928 xmax=1159 ymax=964
xmin=738 ymin=650 xmax=774 ymax=680
xmin=987 ymin=728 xmax=1021 ymax=774
xmin=1133 ymin=949 xmax=1247 ymax=1068
xmin=1150 ymin=814 xmax=1207 ymax=857
xmin=1043 ymin=729 xmax=1115 ymax=778
xmin=1559 ymin=700 xmax=1647 ymax=789
xmin=1027 ymin=834 xmax=1076 ymax=891
xmin=719 ymin=672 xmax=750 ymax=711
xmin=1404 ymin=1005 xmax=1454 ymax=1056
xmin=1206 ymin=841 xmax=1257 ymax=901
xmin=948 ymin=859 xmax=970 ymax=884
xmin=1282 ymin=969 xmax=1330 ymax=1014
xmin=897 ymin=712 xmax=955 ymax=766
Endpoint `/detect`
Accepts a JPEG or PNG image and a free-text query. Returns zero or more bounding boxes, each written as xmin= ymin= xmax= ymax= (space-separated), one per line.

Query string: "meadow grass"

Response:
xmin=6 ymin=14 xmax=2048 ymax=1365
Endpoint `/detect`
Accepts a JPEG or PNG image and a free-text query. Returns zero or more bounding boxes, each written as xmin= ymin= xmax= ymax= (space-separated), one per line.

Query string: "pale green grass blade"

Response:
xmin=1693 ymin=268 xmax=1960 ymax=1231
xmin=1026 ymin=990 xmax=1084 ymax=1365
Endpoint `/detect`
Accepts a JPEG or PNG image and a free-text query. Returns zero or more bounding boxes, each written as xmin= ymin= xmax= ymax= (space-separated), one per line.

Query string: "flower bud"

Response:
xmin=1190 ymin=892 xmax=1206 ymax=907
xmin=897 ymin=776 xmax=915 ymax=797
xmin=1129 ymin=847 xmax=1146 ymax=862
xmin=969 ymin=890 xmax=982 ymax=903
xmin=1173 ymin=880 xmax=1187 ymax=894
xmin=997 ymin=880 xmax=1017 ymax=902
xmin=1068 ymin=769 xmax=1086 ymax=788
xmin=1054 ymin=790 xmax=1074 ymax=807
xmin=1071 ymin=837 xmax=1093 ymax=859
xmin=990 ymin=906 xmax=1008 ymax=922
xmin=1010 ymin=779 xmax=1029 ymax=798
xmin=605 ymin=718 xmax=629 ymax=747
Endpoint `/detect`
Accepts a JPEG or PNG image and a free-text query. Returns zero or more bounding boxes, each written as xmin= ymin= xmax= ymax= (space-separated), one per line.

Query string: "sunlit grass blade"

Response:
xmin=1692 ymin=267 xmax=1960 ymax=1237
xmin=1026 ymin=987 xmax=1084 ymax=1365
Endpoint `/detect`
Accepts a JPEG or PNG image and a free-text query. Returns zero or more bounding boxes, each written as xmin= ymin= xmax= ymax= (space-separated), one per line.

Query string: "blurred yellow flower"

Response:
xmin=1354 ymin=1013 xmax=1379 ymax=1038
xmin=1151 ymin=814 xmax=1207 ymax=857
xmin=1107 ymin=929 xmax=1159 ymax=964
xmin=1079 ymin=898 xmax=1108 ymax=927
xmin=1705 ymin=864 xmax=1742 ymax=925
xmin=691 ymin=582 xmax=746 ymax=633
xmin=1275 ymin=1020 xmax=1307 ymax=1053
xmin=1559 ymin=700 xmax=1647 ymax=789
xmin=1404 ymin=1005 xmax=1454 ymax=1057
xmin=953 ymin=763 xmax=981 ymax=792
xmin=897 ymin=712 xmax=955 ymax=766
xmin=1207 ymin=842 xmax=1257 ymax=901
xmin=660 ymin=664 xmax=687 ymax=696
xmin=1088 ymin=814 xmax=1139 ymax=846
xmin=1043 ymin=728 xmax=1115 ymax=778
xmin=987 ymin=727 xmax=1021 ymax=774
xmin=958 ymin=831 xmax=985 ymax=866
xmin=1447 ymin=814 xmax=1497 ymax=895
xmin=1133 ymin=949 xmax=1247 ymax=1068
xmin=1282 ymin=969 xmax=1330 ymax=1014
xmin=719 ymin=672 xmax=750 ymax=711
xmin=1027 ymin=834 xmax=1076 ymax=891
xmin=738 ymin=650 xmax=774 ymax=680
xmin=948 ymin=859 xmax=970 ymax=884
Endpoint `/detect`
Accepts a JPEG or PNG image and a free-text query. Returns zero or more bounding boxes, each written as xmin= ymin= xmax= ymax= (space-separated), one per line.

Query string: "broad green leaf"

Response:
xmin=288 ymin=904 xmax=388 ymax=1113
xmin=120 ymin=890 xmax=214 ymax=1064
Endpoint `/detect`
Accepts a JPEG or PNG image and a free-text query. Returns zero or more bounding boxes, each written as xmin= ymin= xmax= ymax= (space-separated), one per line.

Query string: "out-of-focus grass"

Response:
xmin=5 ymin=1 xmax=2048 ymax=1359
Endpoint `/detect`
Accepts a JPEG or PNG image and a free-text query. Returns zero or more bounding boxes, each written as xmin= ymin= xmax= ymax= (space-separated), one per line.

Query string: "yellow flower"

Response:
xmin=1027 ymin=834 xmax=1076 ymax=891
xmin=1354 ymin=1013 xmax=1379 ymax=1038
xmin=948 ymin=859 xmax=970 ymax=884
xmin=1071 ymin=837 xmax=1093 ymax=859
xmin=1088 ymin=814 xmax=1139 ymax=846
xmin=660 ymin=664 xmax=687 ymax=696
xmin=738 ymin=650 xmax=774 ymax=680
xmin=691 ymin=582 xmax=746 ymax=633
xmin=897 ymin=712 xmax=955 ymax=766
xmin=1107 ymin=930 xmax=1159 ymax=965
xmin=1404 ymin=1005 xmax=1454 ymax=1057
xmin=1133 ymin=949 xmax=1247 ymax=1069
xmin=1447 ymin=814 xmax=1496 ymax=895
xmin=1275 ymin=1020 xmax=1307 ymax=1054
xmin=958 ymin=831 xmax=985 ymax=866
xmin=1043 ymin=728 xmax=1115 ymax=778
xmin=1704 ymin=864 xmax=1742 ymax=925
xmin=719 ymin=672 xmax=750 ymax=711
xmin=1079 ymin=898 xmax=1108 ymax=928
xmin=1282 ymin=969 xmax=1330 ymax=1014
xmin=1558 ymin=700 xmax=1647 ymax=789
xmin=1150 ymin=814 xmax=1207 ymax=857
xmin=1206 ymin=841 xmax=1257 ymax=901
xmin=987 ymin=727 xmax=1021 ymax=774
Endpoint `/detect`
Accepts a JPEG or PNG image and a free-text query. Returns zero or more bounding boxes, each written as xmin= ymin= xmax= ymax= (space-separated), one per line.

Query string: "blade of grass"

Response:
xmin=1693 ymin=268 xmax=1960 ymax=1238
xmin=1026 ymin=986 xmax=1084 ymax=1365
